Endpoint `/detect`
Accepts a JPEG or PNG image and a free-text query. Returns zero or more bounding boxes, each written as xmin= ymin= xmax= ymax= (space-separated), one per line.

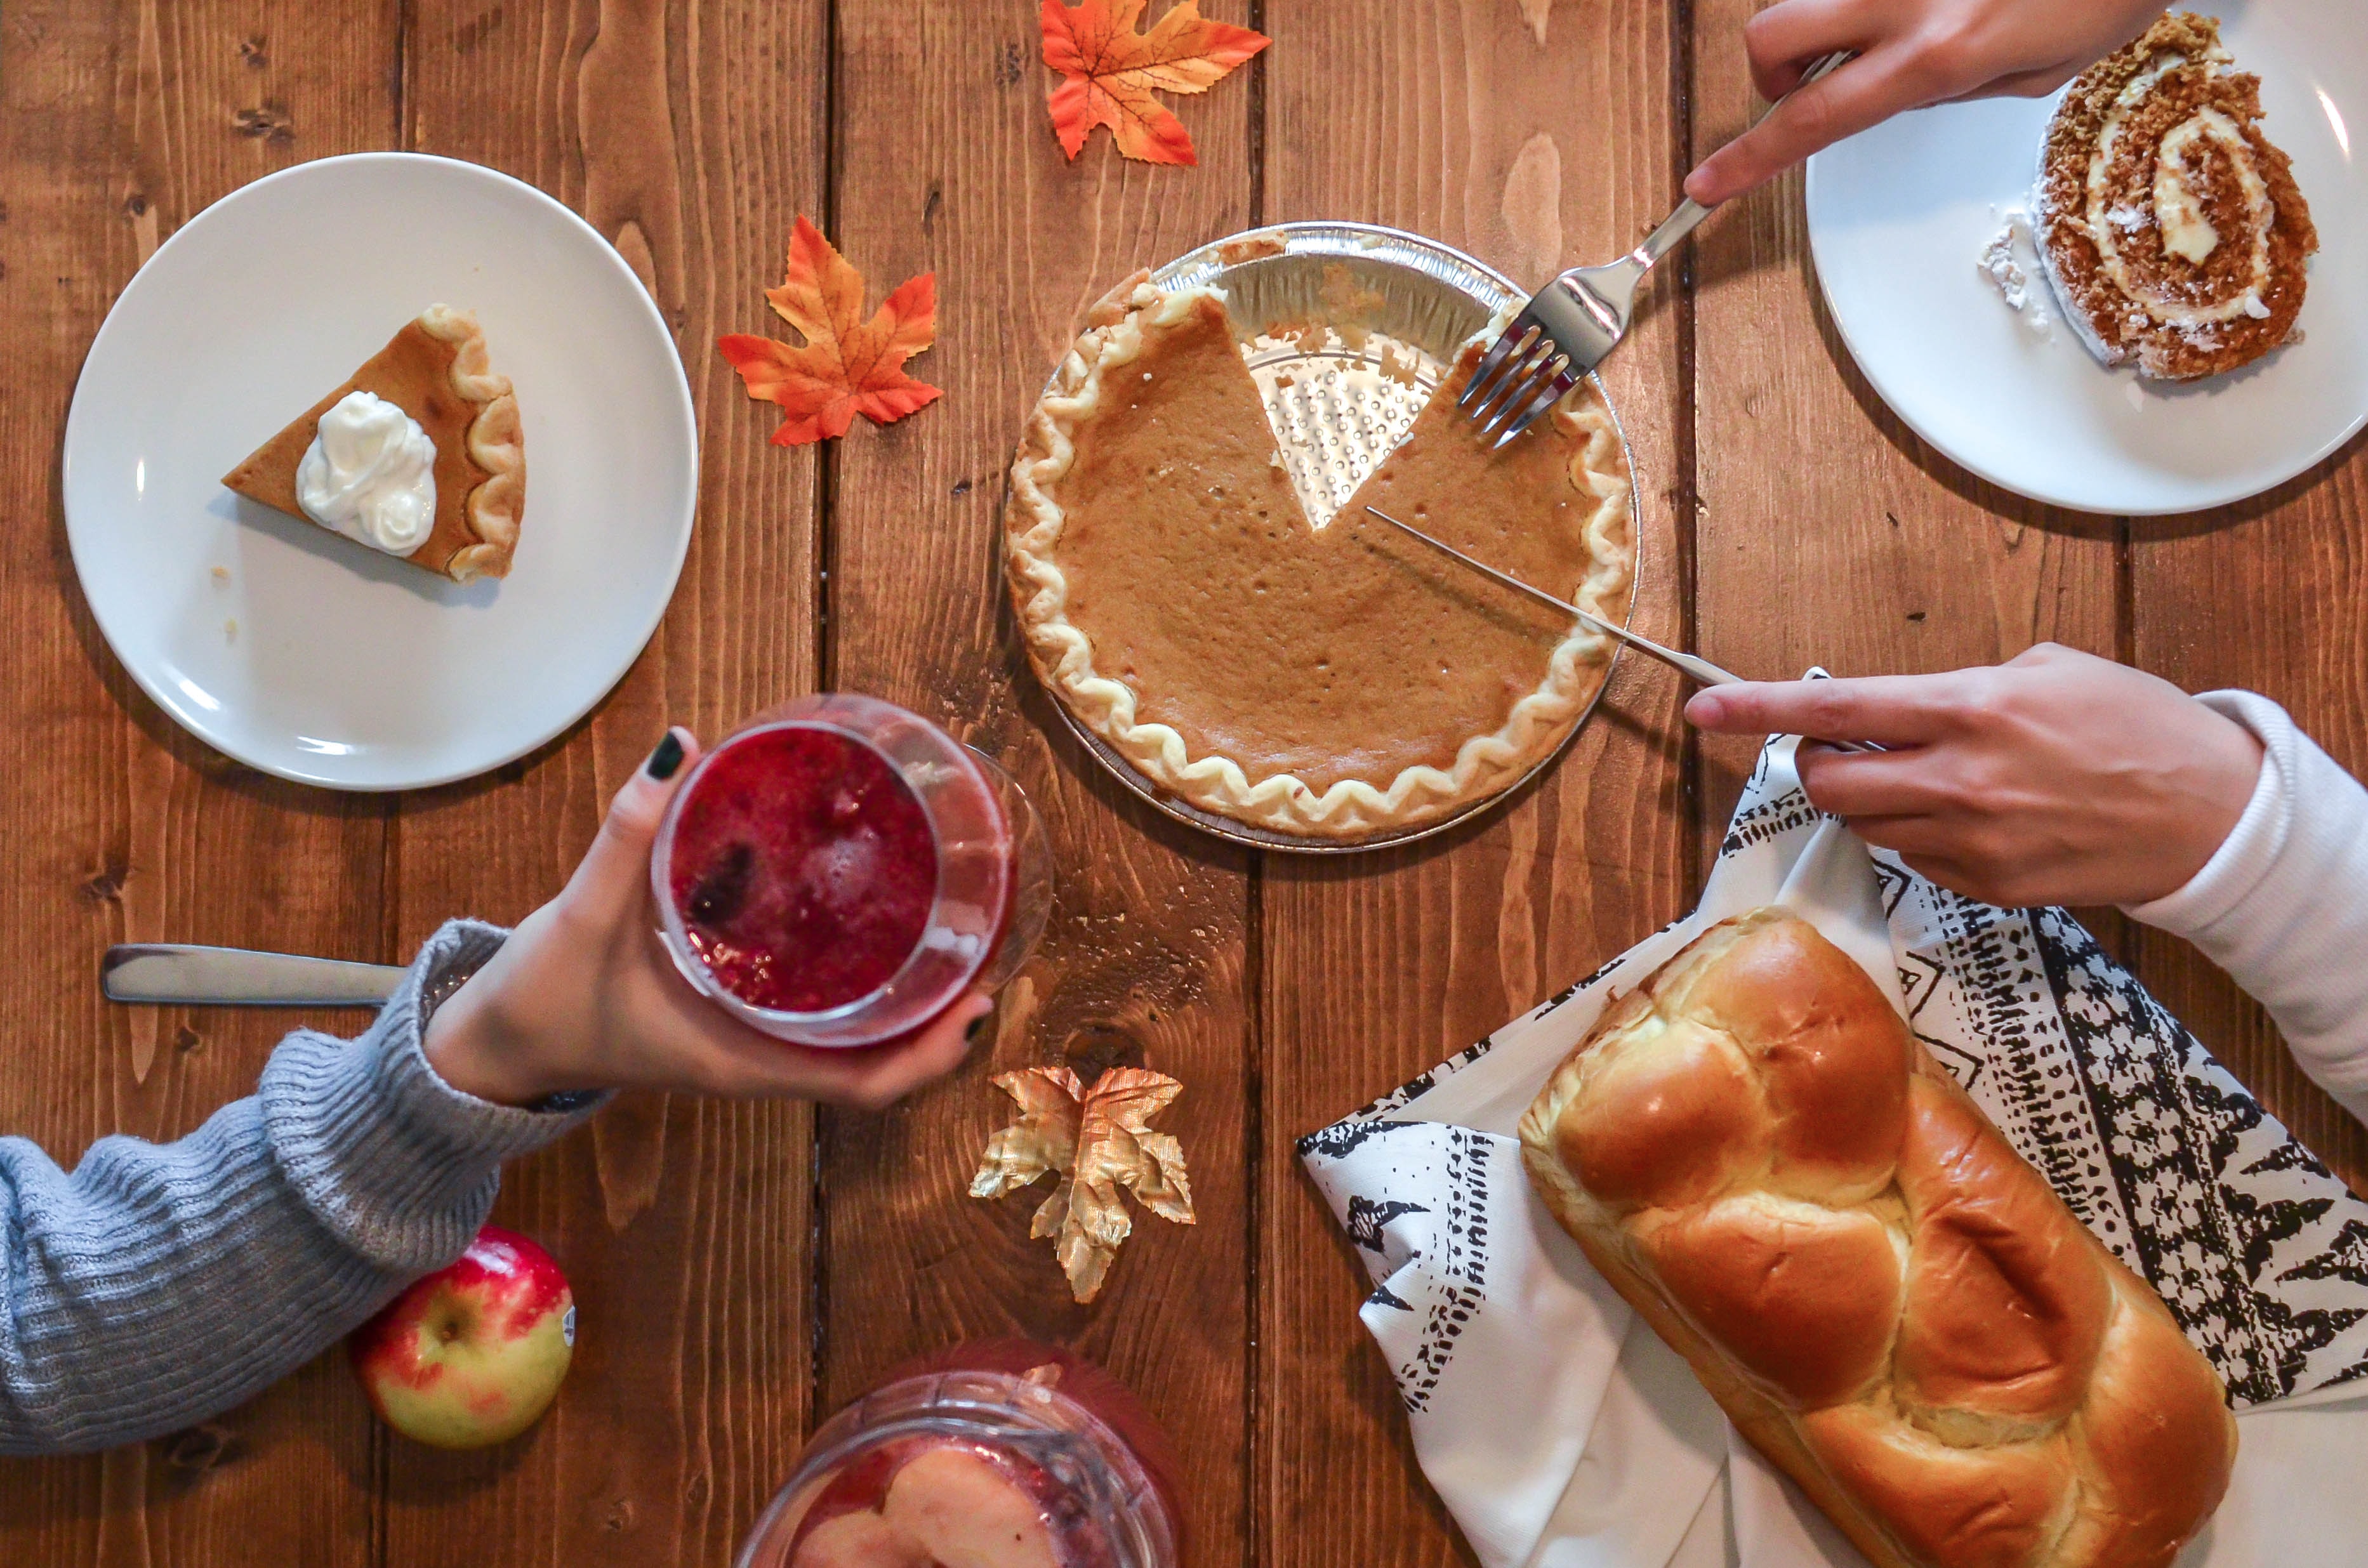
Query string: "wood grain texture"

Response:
xmin=818 ymin=4 xmax=1256 ymax=1564
xmin=1686 ymin=0 xmax=2118 ymax=848
xmin=1256 ymin=4 xmax=1687 ymax=1564
xmin=0 ymin=2 xmax=395 ymax=1562
xmin=2128 ymin=454 xmax=2368 ymax=1192
xmin=3 ymin=5 xmax=2363 ymax=1568
xmin=385 ymin=2 xmax=827 ymax=1564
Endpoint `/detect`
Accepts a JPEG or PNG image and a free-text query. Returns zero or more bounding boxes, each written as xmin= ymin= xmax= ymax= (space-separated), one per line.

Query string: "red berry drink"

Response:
xmin=652 ymin=695 xmax=1050 ymax=1048
xmin=736 ymin=1341 xmax=1180 ymax=1568
xmin=666 ymin=726 xmax=939 ymax=1013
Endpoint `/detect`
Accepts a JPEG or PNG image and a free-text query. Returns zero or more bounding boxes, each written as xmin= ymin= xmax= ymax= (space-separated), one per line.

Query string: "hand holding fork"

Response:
xmin=1459 ymin=51 xmax=1851 ymax=447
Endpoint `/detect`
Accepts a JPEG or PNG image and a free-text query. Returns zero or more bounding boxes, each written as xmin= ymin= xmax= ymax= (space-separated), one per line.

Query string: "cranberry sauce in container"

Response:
xmin=736 ymin=1341 xmax=1181 ymax=1568
xmin=651 ymin=693 xmax=1050 ymax=1048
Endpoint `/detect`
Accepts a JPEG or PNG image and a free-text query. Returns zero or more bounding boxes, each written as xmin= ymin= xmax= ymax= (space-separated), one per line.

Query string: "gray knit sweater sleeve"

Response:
xmin=0 ymin=919 xmax=602 ymax=1455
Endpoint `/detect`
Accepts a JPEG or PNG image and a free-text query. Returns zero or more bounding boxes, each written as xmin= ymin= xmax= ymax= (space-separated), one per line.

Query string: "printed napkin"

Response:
xmin=1301 ymin=733 xmax=2368 ymax=1568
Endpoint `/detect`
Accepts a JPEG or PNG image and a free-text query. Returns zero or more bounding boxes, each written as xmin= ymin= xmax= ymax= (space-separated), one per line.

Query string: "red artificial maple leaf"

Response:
xmin=717 ymin=216 xmax=940 ymax=445
xmin=1040 ymin=0 xmax=1269 ymax=166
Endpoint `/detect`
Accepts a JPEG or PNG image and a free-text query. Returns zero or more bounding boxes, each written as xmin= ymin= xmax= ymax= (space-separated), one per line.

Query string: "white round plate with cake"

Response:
xmin=64 ymin=153 xmax=696 ymax=789
xmin=1804 ymin=5 xmax=2364 ymax=515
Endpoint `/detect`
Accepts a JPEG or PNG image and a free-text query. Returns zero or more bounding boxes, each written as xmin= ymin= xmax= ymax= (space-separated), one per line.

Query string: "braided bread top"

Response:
xmin=1518 ymin=909 xmax=2237 ymax=1568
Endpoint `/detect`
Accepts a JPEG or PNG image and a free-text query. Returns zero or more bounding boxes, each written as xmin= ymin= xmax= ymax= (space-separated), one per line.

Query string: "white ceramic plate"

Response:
xmin=63 ymin=153 xmax=696 ymax=789
xmin=1804 ymin=1 xmax=2364 ymax=515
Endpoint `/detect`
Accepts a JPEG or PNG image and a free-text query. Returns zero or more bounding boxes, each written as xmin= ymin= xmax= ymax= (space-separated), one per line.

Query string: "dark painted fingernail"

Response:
xmin=646 ymin=730 xmax=685 ymax=780
xmin=966 ymin=1012 xmax=993 ymax=1046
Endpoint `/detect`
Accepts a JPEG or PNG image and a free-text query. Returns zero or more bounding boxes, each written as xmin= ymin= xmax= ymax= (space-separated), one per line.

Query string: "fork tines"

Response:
xmin=1457 ymin=319 xmax=1578 ymax=449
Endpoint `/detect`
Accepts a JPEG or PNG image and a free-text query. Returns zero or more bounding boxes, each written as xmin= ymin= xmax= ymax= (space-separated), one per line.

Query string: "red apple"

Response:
xmin=348 ymin=1224 xmax=574 ymax=1449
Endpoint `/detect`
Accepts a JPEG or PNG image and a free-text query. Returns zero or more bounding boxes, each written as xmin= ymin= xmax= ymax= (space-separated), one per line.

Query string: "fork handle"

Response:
xmin=1630 ymin=199 xmax=1714 ymax=268
xmin=1622 ymin=49 xmax=1853 ymax=268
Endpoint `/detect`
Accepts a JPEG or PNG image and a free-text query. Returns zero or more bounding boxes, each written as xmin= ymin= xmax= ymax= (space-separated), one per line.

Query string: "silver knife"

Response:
xmin=102 ymin=944 xmax=404 ymax=1007
xmin=1363 ymin=505 xmax=1743 ymax=686
xmin=1362 ymin=505 xmax=1882 ymax=753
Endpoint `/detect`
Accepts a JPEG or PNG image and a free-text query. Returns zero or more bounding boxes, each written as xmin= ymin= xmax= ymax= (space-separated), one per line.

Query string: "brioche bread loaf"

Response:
xmin=1518 ymin=909 xmax=2236 ymax=1568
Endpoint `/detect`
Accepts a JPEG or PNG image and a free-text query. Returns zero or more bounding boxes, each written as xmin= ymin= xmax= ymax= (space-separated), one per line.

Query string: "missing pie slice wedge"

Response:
xmin=223 ymin=305 xmax=526 ymax=582
xmin=1005 ymin=272 xmax=1636 ymax=840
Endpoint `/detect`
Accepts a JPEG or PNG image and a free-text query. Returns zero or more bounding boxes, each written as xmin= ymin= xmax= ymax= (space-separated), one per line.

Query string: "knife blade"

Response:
xmin=1361 ymin=504 xmax=1886 ymax=754
xmin=1362 ymin=505 xmax=1745 ymax=687
xmin=102 ymin=944 xmax=405 ymax=1007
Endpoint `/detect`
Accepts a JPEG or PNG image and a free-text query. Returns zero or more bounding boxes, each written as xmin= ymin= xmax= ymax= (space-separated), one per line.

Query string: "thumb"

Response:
xmin=569 ymin=727 xmax=702 ymax=912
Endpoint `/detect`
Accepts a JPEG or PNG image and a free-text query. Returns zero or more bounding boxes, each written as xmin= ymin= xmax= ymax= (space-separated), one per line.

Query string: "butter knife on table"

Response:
xmin=102 ymin=944 xmax=403 ymax=1007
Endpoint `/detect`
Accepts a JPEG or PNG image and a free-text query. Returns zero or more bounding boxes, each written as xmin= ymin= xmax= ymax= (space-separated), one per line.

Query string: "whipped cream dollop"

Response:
xmin=295 ymin=391 xmax=437 ymax=556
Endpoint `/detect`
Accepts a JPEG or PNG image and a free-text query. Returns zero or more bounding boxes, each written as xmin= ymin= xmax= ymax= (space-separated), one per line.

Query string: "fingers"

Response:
xmin=1740 ymin=0 xmax=1874 ymax=99
xmin=1686 ymin=46 xmax=1951 ymax=205
xmin=567 ymin=727 xmax=703 ymax=912
xmin=713 ymin=993 xmax=994 ymax=1109
xmin=838 ymin=995 xmax=995 ymax=1110
xmin=1686 ymin=673 xmax=1973 ymax=746
xmin=1794 ymin=744 xmax=1957 ymax=817
xmin=1952 ymin=61 xmax=2084 ymax=101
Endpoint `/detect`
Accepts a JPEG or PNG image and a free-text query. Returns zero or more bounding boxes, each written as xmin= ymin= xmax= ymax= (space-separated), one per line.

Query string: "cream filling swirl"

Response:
xmin=2085 ymin=60 xmax=2273 ymax=327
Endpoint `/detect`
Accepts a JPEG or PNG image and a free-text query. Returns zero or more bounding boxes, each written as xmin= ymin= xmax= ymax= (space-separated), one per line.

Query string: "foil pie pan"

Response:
xmin=1023 ymin=221 xmax=1641 ymax=855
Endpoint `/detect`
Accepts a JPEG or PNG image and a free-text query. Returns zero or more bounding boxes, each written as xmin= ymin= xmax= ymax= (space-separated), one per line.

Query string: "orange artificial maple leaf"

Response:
xmin=1040 ymin=0 xmax=1269 ymax=166
xmin=717 ymin=216 xmax=940 ymax=445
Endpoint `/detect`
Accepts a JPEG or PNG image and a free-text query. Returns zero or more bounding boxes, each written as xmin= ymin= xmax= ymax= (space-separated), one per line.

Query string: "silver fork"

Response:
xmin=1461 ymin=50 xmax=1855 ymax=447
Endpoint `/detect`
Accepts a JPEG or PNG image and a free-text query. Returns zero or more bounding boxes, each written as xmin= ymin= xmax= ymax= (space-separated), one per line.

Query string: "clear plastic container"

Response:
xmin=736 ymin=1342 xmax=1179 ymax=1568
xmin=650 ymin=694 xmax=1052 ymax=1048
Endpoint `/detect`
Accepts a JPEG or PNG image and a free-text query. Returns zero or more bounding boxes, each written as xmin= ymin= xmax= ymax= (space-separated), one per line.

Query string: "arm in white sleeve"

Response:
xmin=2125 ymin=691 xmax=2368 ymax=1123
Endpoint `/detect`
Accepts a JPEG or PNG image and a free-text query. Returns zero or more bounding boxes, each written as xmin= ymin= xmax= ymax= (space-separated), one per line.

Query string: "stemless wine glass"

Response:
xmin=736 ymin=1341 xmax=1180 ymax=1568
xmin=650 ymin=693 xmax=1052 ymax=1048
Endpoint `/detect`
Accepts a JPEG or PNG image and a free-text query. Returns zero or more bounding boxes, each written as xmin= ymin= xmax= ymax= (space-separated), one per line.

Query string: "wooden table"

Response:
xmin=3 ymin=2 xmax=2362 ymax=1562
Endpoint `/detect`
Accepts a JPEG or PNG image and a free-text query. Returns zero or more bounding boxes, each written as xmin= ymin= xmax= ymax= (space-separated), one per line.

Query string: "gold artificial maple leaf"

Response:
xmin=971 ymin=1065 xmax=1194 ymax=1303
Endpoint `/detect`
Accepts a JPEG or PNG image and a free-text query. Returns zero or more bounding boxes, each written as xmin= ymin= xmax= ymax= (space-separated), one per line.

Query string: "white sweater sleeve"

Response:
xmin=2124 ymin=690 xmax=2368 ymax=1124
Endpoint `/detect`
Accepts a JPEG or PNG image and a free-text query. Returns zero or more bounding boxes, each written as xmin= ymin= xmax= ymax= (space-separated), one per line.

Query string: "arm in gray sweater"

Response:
xmin=0 ymin=920 xmax=599 ymax=1455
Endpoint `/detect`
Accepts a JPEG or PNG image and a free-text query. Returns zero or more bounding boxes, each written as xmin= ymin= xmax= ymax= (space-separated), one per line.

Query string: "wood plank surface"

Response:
xmin=1255 ymin=4 xmax=1688 ymax=1564
xmin=2 ymin=4 xmax=2364 ymax=1567
xmin=818 ymin=4 xmax=1257 ymax=1564
xmin=383 ymin=2 xmax=829 ymax=1564
xmin=0 ymin=3 xmax=395 ymax=1562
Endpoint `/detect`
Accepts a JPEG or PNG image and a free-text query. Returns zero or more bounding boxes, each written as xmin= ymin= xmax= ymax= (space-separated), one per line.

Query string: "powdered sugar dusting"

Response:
xmin=1979 ymin=205 xmax=2054 ymax=335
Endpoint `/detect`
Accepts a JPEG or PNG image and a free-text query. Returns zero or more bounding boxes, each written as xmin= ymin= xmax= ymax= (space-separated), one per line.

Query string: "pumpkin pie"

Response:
xmin=1005 ymin=273 xmax=1635 ymax=839
xmin=223 ymin=305 xmax=526 ymax=581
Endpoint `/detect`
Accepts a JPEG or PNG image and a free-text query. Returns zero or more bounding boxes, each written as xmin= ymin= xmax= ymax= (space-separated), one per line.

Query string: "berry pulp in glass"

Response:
xmin=664 ymin=725 xmax=939 ymax=1014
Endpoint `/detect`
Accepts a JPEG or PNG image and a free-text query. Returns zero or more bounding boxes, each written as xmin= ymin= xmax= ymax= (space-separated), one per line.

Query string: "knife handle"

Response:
xmin=102 ymin=944 xmax=406 ymax=1007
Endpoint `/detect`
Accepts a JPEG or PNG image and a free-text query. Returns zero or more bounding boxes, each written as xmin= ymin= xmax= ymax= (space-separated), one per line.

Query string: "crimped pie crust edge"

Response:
xmin=418 ymin=304 xmax=526 ymax=582
xmin=1004 ymin=278 xmax=1637 ymax=840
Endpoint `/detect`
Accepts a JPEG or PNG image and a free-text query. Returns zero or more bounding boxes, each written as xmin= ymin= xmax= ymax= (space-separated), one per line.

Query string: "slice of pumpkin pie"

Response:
xmin=223 ymin=305 xmax=525 ymax=581
xmin=1005 ymin=272 xmax=1635 ymax=840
